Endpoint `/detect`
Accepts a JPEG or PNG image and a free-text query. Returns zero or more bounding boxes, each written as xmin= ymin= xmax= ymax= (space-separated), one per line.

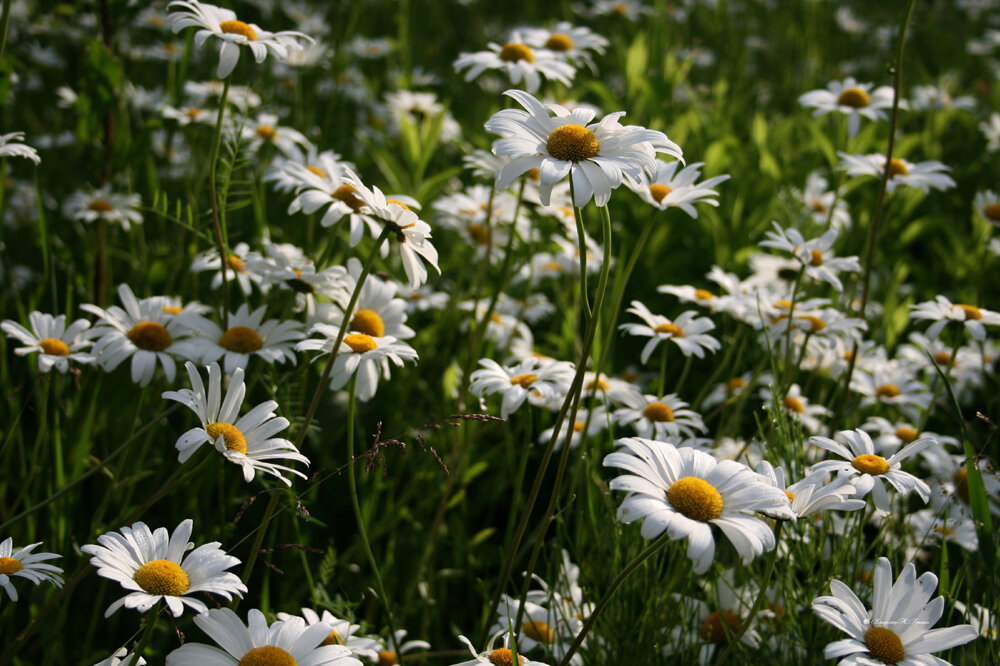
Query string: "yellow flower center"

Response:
xmin=782 ymin=396 xmax=805 ymax=413
xmin=468 ymin=223 xmax=490 ymax=244
xmin=668 ymin=476 xmax=724 ymax=521
xmin=237 ymin=646 xmax=298 ymax=666
xmin=0 ymin=557 xmax=23 ymax=575
xmin=185 ymin=107 xmax=203 ymax=119
xmin=654 ymin=322 xmax=684 ymax=337
xmin=573 ymin=420 xmax=587 ymax=432
xmin=852 ymin=453 xmax=889 ymax=475
xmin=227 ymin=255 xmax=246 ymax=271
xmin=727 ymin=377 xmax=746 ymax=393
xmin=350 ymin=308 xmax=386 ymax=337
xmin=89 ymin=199 xmax=115 ymax=212
xmin=544 ymin=34 xmax=574 ymax=51
xmin=643 ymin=402 xmax=675 ymax=422
xmin=38 ymin=338 xmax=70 ymax=356
xmin=206 ymin=422 xmax=248 ymax=454
xmin=488 ymin=648 xmax=524 ymax=666
xmin=542 ymin=261 xmax=563 ymax=272
xmin=587 ymin=377 xmax=610 ymax=391
xmin=509 ymin=373 xmax=538 ymax=388
xmin=332 ymin=184 xmax=365 ymax=212
xmin=694 ymin=289 xmax=715 ymax=300
xmin=932 ymin=351 xmax=952 ymax=365
xmin=219 ymin=20 xmax=258 ymax=42
xmin=837 ymin=87 xmax=871 ymax=108
xmin=127 ymin=321 xmax=173 ymax=352
xmin=320 ymin=630 xmax=343 ymax=646
xmin=864 ymin=626 xmax=905 ymax=664
xmin=887 ymin=158 xmax=909 ymax=179
xmin=378 ymin=650 xmax=399 ymax=666
xmin=162 ymin=306 xmax=184 ymax=315
xmin=809 ymin=249 xmax=824 ymax=266
xmin=983 ymin=203 xmax=1000 ymax=222
xmin=894 ymin=427 xmax=918 ymax=444
xmin=785 ymin=490 xmax=796 ymax=503
xmin=932 ymin=525 xmax=956 ymax=537
xmin=498 ymin=42 xmax=535 ymax=63
xmin=344 ymin=333 xmax=378 ymax=353
xmin=521 ymin=619 xmax=555 ymax=644
xmin=133 ymin=559 xmax=190 ymax=596
xmin=956 ymin=304 xmax=982 ymax=320
xmin=954 ymin=467 xmax=970 ymax=505
xmin=218 ymin=326 xmax=263 ymax=353
xmin=649 ymin=184 xmax=673 ymax=203
xmin=875 ymin=383 xmax=901 ymax=399
xmin=800 ymin=315 xmax=827 ymax=333
xmin=307 ymin=166 xmax=327 ymax=179
xmin=547 ymin=124 xmax=600 ymax=162
xmin=255 ymin=125 xmax=276 ymax=141
xmin=385 ymin=198 xmax=410 ymax=210
xmin=700 ymin=610 xmax=741 ymax=644
xmin=811 ymin=201 xmax=828 ymax=214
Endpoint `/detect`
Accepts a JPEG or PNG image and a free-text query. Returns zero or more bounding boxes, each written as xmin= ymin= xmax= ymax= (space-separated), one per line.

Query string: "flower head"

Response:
xmin=0 ymin=132 xmax=40 ymax=165
xmin=799 ymin=77 xmax=898 ymax=137
xmin=2 ymin=311 xmax=95 ymax=373
xmin=626 ymin=160 xmax=729 ymax=216
xmin=454 ymin=31 xmax=576 ymax=93
xmin=0 ymin=537 xmax=63 ymax=601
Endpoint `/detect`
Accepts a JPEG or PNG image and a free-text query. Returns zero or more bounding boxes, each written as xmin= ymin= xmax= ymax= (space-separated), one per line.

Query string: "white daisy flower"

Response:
xmin=755 ymin=462 xmax=865 ymax=518
xmin=837 ymin=153 xmax=956 ymax=193
xmin=454 ymin=31 xmax=576 ymax=93
xmin=850 ymin=360 xmax=931 ymax=421
xmin=980 ymin=112 xmax=1000 ymax=152
xmin=81 ymin=518 xmax=245 ymax=618
xmin=184 ymin=80 xmax=261 ymax=110
xmin=190 ymin=242 xmax=269 ymax=296
xmin=764 ymin=383 xmax=829 ymax=434
xmin=910 ymin=84 xmax=975 ymax=111
xmin=283 ymin=164 xmax=382 ymax=246
xmin=485 ymin=89 xmax=683 ymax=207
xmin=491 ymin=595 xmax=583 ymax=663
xmin=373 ymin=630 xmax=431 ymax=665
xmin=974 ymin=189 xmax=1000 ymax=227
xmin=619 ymin=301 xmax=720 ymax=362
xmin=172 ymin=304 xmax=303 ymax=374
xmin=799 ymin=171 xmax=851 ymax=231
xmin=64 ymin=186 xmax=143 ymax=231
xmin=758 ymin=222 xmax=860 ymax=291
xmin=798 ymin=77 xmax=898 ymax=137
xmin=539 ymin=405 xmax=609 ymax=450
xmin=603 ymin=438 xmax=792 ymax=573
xmin=161 ymin=104 xmax=220 ymax=126
xmin=626 ymin=160 xmax=729 ymax=217
xmin=241 ymin=112 xmax=312 ymax=158
xmin=162 ymin=362 xmax=309 ymax=485
xmin=91 ymin=648 xmax=146 ymax=666
xmin=0 ymin=537 xmax=63 ymax=601
xmin=469 ymin=357 xmax=574 ymax=419
xmin=165 ymin=607 xmax=362 ymax=665
xmin=266 ymin=149 xmax=355 ymax=193
xmin=808 ymin=429 xmax=933 ymax=515
xmin=275 ymin=609 xmax=382 ymax=660
xmin=1 ymin=311 xmax=95 ymax=373
xmin=812 ymin=557 xmax=977 ymax=665
xmin=0 ymin=131 xmax=40 ymax=164
xmin=453 ymin=631 xmax=550 ymax=666
xmin=521 ymin=21 xmax=609 ymax=72
xmin=312 ymin=260 xmax=413 ymax=340
xmin=908 ymin=508 xmax=979 ymax=552
xmin=296 ymin=325 xmax=419 ymax=402
xmin=167 ymin=0 xmax=314 ymax=79
xmin=910 ymin=294 xmax=1000 ymax=341
xmin=613 ymin=390 xmax=706 ymax=441
xmin=82 ymin=284 xmax=191 ymax=386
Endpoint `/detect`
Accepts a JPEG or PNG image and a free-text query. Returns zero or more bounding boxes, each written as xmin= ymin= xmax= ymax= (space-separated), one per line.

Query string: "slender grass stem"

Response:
xmin=208 ymin=77 xmax=232 ymax=329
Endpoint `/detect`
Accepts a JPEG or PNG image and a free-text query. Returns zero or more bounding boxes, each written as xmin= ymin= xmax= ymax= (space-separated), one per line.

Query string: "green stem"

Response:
xmin=570 ymin=178 xmax=592 ymax=321
xmin=0 ymin=0 xmax=12 ymax=58
xmin=346 ymin=376 xmax=403 ymax=662
xmin=658 ymin=344 xmax=669 ymax=396
xmin=208 ymin=77 xmax=232 ymax=328
xmin=127 ymin=603 xmax=161 ymax=666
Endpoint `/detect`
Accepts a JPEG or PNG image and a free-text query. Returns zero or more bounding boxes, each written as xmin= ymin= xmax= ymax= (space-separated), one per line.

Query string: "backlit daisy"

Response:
xmin=521 ymin=22 xmax=609 ymax=72
xmin=167 ymin=0 xmax=314 ymax=78
xmin=626 ymin=160 xmax=729 ymax=217
xmin=374 ymin=630 xmax=431 ymax=666
xmin=799 ymin=171 xmax=851 ymax=231
xmin=798 ymin=77 xmax=898 ymax=137
xmin=64 ymin=186 xmax=143 ymax=231
xmin=764 ymin=383 xmax=829 ymax=434
xmin=2 ymin=311 xmax=95 ymax=373
xmin=91 ymin=649 xmax=146 ymax=666
xmin=808 ymin=429 xmax=933 ymax=515
xmin=485 ymin=89 xmax=683 ymax=207
xmin=491 ymin=595 xmax=584 ymax=663
xmin=165 ymin=607 xmax=362 ymax=665
xmin=838 ymin=153 xmax=956 ymax=193
xmin=454 ymin=31 xmax=575 ymax=93
xmin=190 ymin=242 xmax=269 ymax=296
xmin=172 ymin=304 xmax=303 ymax=374
xmin=980 ymin=112 xmax=1000 ymax=152
xmin=469 ymin=357 xmax=575 ymax=419
xmin=755 ymin=462 xmax=865 ymax=518
xmin=603 ymin=438 xmax=792 ymax=573
xmin=812 ymin=557 xmax=977 ymax=665
xmin=275 ymin=608 xmax=382 ymax=660
xmin=758 ymin=222 xmax=860 ymax=291
xmin=453 ymin=632 xmax=550 ymax=666
xmin=0 ymin=131 xmax=40 ymax=164
xmin=613 ymin=391 xmax=707 ymax=441
xmin=910 ymin=295 xmax=1000 ymax=341
xmin=974 ymin=189 xmax=1000 ymax=227
xmin=619 ymin=301 xmax=720 ymax=363
xmin=162 ymin=362 xmax=309 ymax=485
xmin=0 ymin=537 xmax=63 ymax=601
xmin=81 ymin=518 xmax=245 ymax=617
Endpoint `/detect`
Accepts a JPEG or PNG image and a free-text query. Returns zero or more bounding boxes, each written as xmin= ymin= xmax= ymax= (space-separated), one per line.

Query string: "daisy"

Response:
xmin=626 ymin=160 xmax=730 ymax=217
xmin=266 ymin=149 xmax=355 ymax=193
xmin=755 ymin=462 xmax=865 ymax=518
xmin=453 ymin=632 xmax=550 ymax=666
xmin=162 ymin=362 xmax=309 ymax=485
xmin=798 ymin=77 xmax=898 ymax=137
xmin=521 ymin=22 xmax=609 ymax=72
xmin=283 ymin=162 xmax=382 ymax=246
xmin=613 ymin=390 xmax=706 ymax=441
xmin=91 ymin=649 xmax=146 ymax=666
xmin=603 ymin=438 xmax=792 ymax=573
xmin=910 ymin=294 xmax=1000 ymax=341
xmin=812 ymin=557 xmax=977 ymax=665
xmin=172 ymin=303 xmax=303 ymax=374
xmin=980 ymin=112 xmax=1000 ymax=151
xmin=167 ymin=0 xmax=314 ymax=78
xmin=241 ymin=112 xmax=312 ymax=158
xmin=312 ymin=260 xmax=414 ymax=340
xmin=808 ymin=429 xmax=933 ymax=515
xmin=469 ymin=357 xmax=575 ymax=419
xmin=837 ymin=153 xmax=956 ymax=193
xmin=974 ymin=189 xmax=1000 ymax=227
xmin=908 ymin=509 xmax=978 ymax=553
xmin=619 ymin=301 xmax=720 ymax=363
xmin=374 ymin=630 xmax=431 ymax=665
xmin=799 ymin=171 xmax=851 ymax=231
xmin=82 ymin=284 xmax=190 ymax=386
xmin=161 ymin=104 xmax=221 ymax=126
xmin=165 ymin=607 xmax=362 ymax=665
xmin=1 ymin=311 xmax=95 ymax=373
xmin=850 ymin=360 xmax=931 ymax=420
xmin=382 ymin=90 xmax=462 ymax=143
xmin=190 ymin=242 xmax=269 ymax=296
xmin=764 ymin=383 xmax=829 ymax=434
xmin=758 ymin=222 xmax=860 ymax=291
xmin=910 ymin=84 xmax=975 ymax=111
xmin=491 ymin=595 xmax=584 ymax=663
xmin=453 ymin=31 xmax=576 ymax=93
xmin=0 ymin=537 xmax=63 ymax=601
xmin=64 ymin=185 xmax=143 ymax=231
xmin=485 ymin=89 xmax=683 ymax=207
xmin=275 ymin=608 xmax=382 ymax=660
xmin=0 ymin=131 xmax=40 ymax=164
xmin=539 ymin=405 xmax=609 ymax=450
xmin=81 ymin=519 xmax=245 ymax=617
xmin=296 ymin=325 xmax=419 ymax=402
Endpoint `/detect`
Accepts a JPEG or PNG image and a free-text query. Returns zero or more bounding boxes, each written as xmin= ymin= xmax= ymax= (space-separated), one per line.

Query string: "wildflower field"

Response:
xmin=3 ymin=0 xmax=1000 ymax=663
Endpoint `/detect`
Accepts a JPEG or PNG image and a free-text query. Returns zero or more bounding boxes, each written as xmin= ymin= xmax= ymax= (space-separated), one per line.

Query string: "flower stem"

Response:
xmin=127 ymin=603 xmax=161 ymax=666
xmin=208 ymin=77 xmax=232 ymax=329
